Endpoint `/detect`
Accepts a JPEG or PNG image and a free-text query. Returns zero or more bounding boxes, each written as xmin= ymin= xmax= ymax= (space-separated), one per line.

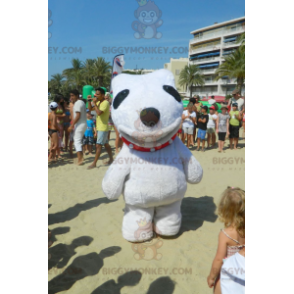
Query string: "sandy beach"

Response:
xmin=48 ymin=132 xmax=245 ymax=294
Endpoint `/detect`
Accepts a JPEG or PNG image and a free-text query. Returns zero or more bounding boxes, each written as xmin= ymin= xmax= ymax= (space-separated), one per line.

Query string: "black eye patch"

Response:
xmin=163 ymin=85 xmax=181 ymax=102
xmin=113 ymin=89 xmax=130 ymax=109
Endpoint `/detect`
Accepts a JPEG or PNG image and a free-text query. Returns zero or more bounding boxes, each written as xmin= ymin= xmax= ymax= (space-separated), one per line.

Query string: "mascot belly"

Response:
xmin=144 ymin=25 xmax=155 ymax=39
xmin=102 ymin=69 xmax=203 ymax=242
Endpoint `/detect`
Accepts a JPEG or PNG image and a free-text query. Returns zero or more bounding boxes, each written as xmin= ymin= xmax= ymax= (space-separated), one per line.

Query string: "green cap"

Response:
xmin=101 ymin=87 xmax=107 ymax=94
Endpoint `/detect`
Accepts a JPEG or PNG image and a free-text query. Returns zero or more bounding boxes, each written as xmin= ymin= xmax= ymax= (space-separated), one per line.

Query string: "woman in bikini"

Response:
xmin=54 ymin=94 xmax=66 ymax=159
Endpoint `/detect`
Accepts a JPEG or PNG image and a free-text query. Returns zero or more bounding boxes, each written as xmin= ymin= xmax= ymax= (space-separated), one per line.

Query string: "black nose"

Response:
xmin=140 ymin=107 xmax=160 ymax=127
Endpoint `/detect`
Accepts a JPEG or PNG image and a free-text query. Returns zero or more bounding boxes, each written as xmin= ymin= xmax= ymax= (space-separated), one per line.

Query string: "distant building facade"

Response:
xmin=164 ymin=58 xmax=189 ymax=94
xmin=189 ymin=16 xmax=245 ymax=97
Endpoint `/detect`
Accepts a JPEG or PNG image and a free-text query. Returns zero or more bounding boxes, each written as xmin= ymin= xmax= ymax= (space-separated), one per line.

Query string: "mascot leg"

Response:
xmin=134 ymin=32 xmax=142 ymax=39
xmin=122 ymin=204 xmax=154 ymax=242
xmin=154 ymin=200 xmax=182 ymax=236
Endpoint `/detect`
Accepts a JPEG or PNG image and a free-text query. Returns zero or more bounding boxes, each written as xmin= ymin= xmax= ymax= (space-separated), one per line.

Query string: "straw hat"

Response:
xmin=220 ymin=104 xmax=228 ymax=110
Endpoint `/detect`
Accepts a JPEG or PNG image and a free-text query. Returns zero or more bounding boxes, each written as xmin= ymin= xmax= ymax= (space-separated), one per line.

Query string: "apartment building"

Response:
xmin=189 ymin=16 xmax=245 ymax=97
xmin=164 ymin=58 xmax=189 ymax=94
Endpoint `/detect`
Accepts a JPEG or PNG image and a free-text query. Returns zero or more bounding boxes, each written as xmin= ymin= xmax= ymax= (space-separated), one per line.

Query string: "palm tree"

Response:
xmin=91 ymin=57 xmax=112 ymax=87
xmin=73 ymin=70 xmax=86 ymax=92
xmin=49 ymin=73 xmax=64 ymax=94
xmin=237 ymin=33 xmax=245 ymax=53
xmin=63 ymin=58 xmax=84 ymax=77
xmin=179 ymin=64 xmax=205 ymax=98
xmin=59 ymin=81 xmax=71 ymax=98
xmin=83 ymin=59 xmax=96 ymax=84
xmin=215 ymin=47 xmax=245 ymax=93
xmin=62 ymin=58 xmax=84 ymax=90
xmin=237 ymin=33 xmax=245 ymax=45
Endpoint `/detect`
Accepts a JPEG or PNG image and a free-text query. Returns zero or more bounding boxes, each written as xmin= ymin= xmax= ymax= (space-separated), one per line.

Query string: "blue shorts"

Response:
xmin=83 ymin=136 xmax=95 ymax=145
xmin=197 ymin=129 xmax=207 ymax=140
xmin=96 ymin=131 xmax=109 ymax=145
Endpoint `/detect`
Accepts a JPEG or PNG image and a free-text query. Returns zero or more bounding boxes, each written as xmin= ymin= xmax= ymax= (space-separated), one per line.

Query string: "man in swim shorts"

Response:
xmin=48 ymin=102 xmax=60 ymax=162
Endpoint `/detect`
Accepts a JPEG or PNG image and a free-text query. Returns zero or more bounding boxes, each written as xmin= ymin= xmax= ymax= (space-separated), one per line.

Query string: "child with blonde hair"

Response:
xmin=207 ymin=187 xmax=245 ymax=294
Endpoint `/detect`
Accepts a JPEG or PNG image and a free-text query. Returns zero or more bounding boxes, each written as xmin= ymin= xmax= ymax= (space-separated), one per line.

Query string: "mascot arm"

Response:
xmin=174 ymin=137 xmax=203 ymax=184
xmin=156 ymin=20 xmax=163 ymax=27
xmin=102 ymin=145 xmax=131 ymax=199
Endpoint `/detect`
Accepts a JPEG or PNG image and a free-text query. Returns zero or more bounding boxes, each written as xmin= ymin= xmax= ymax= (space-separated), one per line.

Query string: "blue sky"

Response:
xmin=48 ymin=0 xmax=245 ymax=79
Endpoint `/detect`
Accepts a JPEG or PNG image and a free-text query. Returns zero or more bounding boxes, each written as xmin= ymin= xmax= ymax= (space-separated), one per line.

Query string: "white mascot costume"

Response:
xmin=102 ymin=69 xmax=203 ymax=242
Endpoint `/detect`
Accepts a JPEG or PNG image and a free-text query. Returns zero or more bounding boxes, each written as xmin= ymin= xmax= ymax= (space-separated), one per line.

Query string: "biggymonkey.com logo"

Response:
xmin=48 ymin=9 xmax=53 ymax=39
xmin=132 ymin=0 xmax=163 ymax=39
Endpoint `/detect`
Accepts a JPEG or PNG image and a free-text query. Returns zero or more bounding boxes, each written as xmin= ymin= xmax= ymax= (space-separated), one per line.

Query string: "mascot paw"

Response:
xmin=156 ymin=32 xmax=162 ymax=39
xmin=134 ymin=253 xmax=142 ymax=260
xmin=155 ymin=253 xmax=162 ymax=260
xmin=156 ymin=240 xmax=163 ymax=248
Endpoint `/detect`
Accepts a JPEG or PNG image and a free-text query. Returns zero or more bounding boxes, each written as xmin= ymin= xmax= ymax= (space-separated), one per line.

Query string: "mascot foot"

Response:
xmin=154 ymin=200 xmax=182 ymax=236
xmin=134 ymin=32 xmax=142 ymax=39
xmin=155 ymin=32 xmax=162 ymax=39
xmin=122 ymin=204 xmax=154 ymax=242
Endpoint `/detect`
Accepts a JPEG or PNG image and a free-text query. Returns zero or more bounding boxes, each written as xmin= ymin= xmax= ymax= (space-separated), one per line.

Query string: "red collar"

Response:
xmin=121 ymin=134 xmax=177 ymax=152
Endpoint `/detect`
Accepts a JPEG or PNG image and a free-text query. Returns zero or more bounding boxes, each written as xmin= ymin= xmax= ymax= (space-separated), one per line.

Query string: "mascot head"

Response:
xmin=134 ymin=1 xmax=162 ymax=26
xmin=111 ymin=69 xmax=183 ymax=149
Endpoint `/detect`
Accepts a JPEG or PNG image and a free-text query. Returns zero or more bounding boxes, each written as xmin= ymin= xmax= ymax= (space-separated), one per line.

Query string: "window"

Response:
xmin=176 ymin=69 xmax=180 ymax=75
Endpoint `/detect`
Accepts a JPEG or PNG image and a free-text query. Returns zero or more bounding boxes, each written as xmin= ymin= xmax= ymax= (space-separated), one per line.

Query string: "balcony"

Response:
xmin=190 ymin=25 xmax=245 ymax=45
xmin=203 ymin=80 xmax=219 ymax=85
xmin=199 ymin=68 xmax=218 ymax=75
xmin=190 ymin=56 xmax=220 ymax=65
xmin=221 ymin=79 xmax=237 ymax=84
xmin=223 ymin=40 xmax=241 ymax=48
xmin=190 ymin=44 xmax=221 ymax=54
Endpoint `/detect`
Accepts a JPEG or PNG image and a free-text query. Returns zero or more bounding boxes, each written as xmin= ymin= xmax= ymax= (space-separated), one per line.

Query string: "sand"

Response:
xmin=48 ymin=132 xmax=245 ymax=294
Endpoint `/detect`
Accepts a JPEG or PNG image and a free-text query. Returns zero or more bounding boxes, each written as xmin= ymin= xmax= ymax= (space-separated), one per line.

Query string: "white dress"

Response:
xmin=221 ymin=252 xmax=245 ymax=294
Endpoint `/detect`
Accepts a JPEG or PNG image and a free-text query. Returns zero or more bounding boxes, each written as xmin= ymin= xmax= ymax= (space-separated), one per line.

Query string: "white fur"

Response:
xmin=102 ymin=69 xmax=203 ymax=242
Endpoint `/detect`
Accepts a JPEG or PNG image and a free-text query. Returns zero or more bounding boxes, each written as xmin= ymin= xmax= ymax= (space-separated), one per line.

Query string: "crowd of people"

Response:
xmin=48 ymin=87 xmax=122 ymax=167
xmin=179 ymin=90 xmax=245 ymax=152
xmin=48 ymin=89 xmax=245 ymax=166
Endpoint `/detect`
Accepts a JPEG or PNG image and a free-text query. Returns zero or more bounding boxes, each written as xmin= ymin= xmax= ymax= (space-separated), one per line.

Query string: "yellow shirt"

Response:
xmin=229 ymin=111 xmax=240 ymax=126
xmin=96 ymin=100 xmax=110 ymax=131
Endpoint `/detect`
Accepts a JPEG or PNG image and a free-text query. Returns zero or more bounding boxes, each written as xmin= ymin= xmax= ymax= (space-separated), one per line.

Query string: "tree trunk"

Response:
xmin=237 ymin=77 xmax=244 ymax=95
xmin=190 ymin=84 xmax=193 ymax=98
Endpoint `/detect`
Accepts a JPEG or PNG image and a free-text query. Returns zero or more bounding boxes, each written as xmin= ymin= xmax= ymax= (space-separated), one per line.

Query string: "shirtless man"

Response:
xmin=48 ymin=102 xmax=60 ymax=162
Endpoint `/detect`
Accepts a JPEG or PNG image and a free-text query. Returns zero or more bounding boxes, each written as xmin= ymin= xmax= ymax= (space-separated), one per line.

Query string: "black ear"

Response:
xmin=113 ymin=89 xmax=130 ymax=109
xmin=163 ymin=85 xmax=181 ymax=102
